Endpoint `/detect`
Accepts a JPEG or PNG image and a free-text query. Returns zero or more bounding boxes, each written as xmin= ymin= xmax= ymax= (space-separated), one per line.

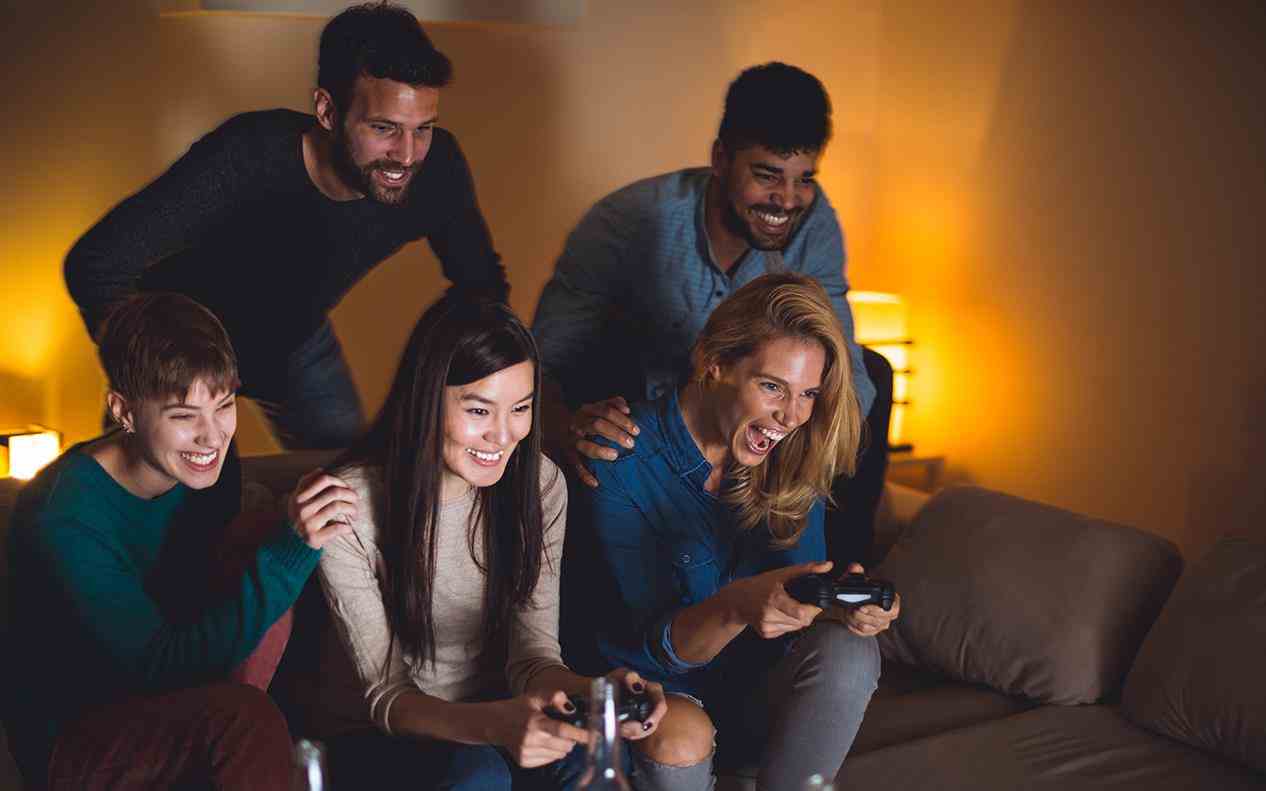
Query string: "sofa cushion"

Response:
xmin=874 ymin=486 xmax=1182 ymax=704
xmin=1121 ymin=533 xmax=1266 ymax=773
xmin=837 ymin=704 xmax=1266 ymax=790
xmin=854 ymin=670 xmax=1037 ymax=755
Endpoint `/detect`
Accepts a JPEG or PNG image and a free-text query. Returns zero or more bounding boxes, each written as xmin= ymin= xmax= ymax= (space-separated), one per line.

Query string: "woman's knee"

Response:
xmin=633 ymin=695 xmax=715 ymax=768
xmin=797 ymin=622 xmax=881 ymax=697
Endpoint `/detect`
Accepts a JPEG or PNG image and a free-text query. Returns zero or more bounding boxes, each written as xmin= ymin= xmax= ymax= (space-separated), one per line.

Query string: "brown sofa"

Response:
xmin=821 ymin=485 xmax=1265 ymax=791
xmin=2 ymin=457 xmax=1264 ymax=790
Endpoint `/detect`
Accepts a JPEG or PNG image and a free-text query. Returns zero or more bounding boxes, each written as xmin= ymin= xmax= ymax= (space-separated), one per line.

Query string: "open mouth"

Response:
xmin=750 ymin=208 xmax=795 ymax=236
xmin=179 ymin=449 xmax=219 ymax=472
xmin=466 ymin=447 xmax=505 ymax=467
xmin=744 ymin=424 xmax=786 ymax=456
xmin=374 ymin=167 xmax=411 ymax=188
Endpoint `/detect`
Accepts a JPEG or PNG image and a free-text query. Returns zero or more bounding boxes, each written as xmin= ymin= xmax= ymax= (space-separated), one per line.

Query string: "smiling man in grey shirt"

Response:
xmin=533 ymin=62 xmax=891 ymax=567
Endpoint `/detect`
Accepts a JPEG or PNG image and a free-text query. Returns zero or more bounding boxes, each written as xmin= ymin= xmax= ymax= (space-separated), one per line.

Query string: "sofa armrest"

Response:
xmin=872 ymin=482 xmax=930 ymax=566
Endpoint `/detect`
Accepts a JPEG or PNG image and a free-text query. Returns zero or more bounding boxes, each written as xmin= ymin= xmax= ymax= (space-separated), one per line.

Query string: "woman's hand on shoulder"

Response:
xmin=486 ymin=693 xmax=588 ymax=768
xmin=604 ymin=668 xmax=668 ymax=742
xmin=286 ymin=467 xmax=358 ymax=550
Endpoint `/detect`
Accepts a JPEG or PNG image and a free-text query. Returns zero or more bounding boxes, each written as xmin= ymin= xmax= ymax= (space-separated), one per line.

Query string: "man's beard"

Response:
xmin=721 ymin=198 xmax=802 ymax=251
xmin=331 ymin=128 xmax=420 ymax=207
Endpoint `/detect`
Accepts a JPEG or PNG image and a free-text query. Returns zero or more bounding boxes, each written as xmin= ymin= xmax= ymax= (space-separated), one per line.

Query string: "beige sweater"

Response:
xmin=311 ymin=457 xmax=569 ymax=736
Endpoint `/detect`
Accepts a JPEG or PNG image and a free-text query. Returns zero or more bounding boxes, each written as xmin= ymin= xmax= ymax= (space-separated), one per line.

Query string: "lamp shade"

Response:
xmin=847 ymin=291 xmax=913 ymax=451
xmin=0 ymin=425 xmax=61 ymax=480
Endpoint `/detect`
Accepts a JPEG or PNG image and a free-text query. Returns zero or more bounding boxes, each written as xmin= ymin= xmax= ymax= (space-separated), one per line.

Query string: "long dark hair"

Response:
xmin=336 ymin=291 xmax=545 ymax=667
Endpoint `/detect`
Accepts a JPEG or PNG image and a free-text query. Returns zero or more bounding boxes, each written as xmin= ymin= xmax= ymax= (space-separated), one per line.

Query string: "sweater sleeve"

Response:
xmin=63 ymin=115 xmax=270 ymax=337
xmin=425 ymin=131 xmax=510 ymax=302
xmin=316 ymin=472 xmax=416 ymax=734
xmin=505 ymin=458 xmax=570 ymax=695
xmin=31 ymin=513 xmax=316 ymax=691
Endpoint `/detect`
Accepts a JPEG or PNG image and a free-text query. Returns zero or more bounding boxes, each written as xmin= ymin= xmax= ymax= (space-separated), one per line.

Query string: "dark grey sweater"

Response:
xmin=65 ymin=109 xmax=508 ymax=390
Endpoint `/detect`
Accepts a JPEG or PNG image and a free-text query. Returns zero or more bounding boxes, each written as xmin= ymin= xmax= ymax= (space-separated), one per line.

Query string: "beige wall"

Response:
xmin=869 ymin=1 xmax=1266 ymax=557
xmin=2 ymin=1 xmax=1262 ymax=556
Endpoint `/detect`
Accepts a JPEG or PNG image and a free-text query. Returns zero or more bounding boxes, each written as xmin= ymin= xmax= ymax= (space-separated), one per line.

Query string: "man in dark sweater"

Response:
xmin=65 ymin=3 xmax=508 ymax=449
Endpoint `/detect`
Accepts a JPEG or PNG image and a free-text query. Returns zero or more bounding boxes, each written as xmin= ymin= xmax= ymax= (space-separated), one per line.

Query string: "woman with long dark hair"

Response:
xmin=310 ymin=292 xmax=670 ymax=790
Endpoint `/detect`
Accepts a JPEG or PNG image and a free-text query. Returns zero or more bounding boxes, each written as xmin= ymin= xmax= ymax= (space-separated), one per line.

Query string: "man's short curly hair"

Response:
xmin=318 ymin=2 xmax=453 ymax=112
xmin=717 ymin=62 xmax=832 ymax=157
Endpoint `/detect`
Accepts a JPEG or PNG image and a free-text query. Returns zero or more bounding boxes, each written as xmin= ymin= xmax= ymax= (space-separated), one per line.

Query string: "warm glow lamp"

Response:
xmin=0 ymin=425 xmax=61 ymax=480
xmin=847 ymin=292 xmax=913 ymax=452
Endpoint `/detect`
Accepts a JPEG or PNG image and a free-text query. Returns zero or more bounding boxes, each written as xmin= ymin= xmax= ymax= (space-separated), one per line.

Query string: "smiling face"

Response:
xmin=440 ymin=360 xmax=535 ymax=498
xmin=713 ymin=143 xmax=820 ymax=251
xmin=327 ymin=75 xmax=440 ymax=205
xmin=709 ymin=335 xmax=826 ymax=468
xmin=121 ymin=379 xmax=237 ymax=493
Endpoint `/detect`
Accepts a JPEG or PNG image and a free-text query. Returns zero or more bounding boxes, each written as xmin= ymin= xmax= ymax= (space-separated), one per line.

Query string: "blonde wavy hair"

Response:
xmin=691 ymin=272 xmax=862 ymax=545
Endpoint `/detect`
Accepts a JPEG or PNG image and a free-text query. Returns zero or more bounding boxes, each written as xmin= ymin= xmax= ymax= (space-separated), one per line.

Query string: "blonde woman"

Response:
xmin=562 ymin=272 xmax=900 ymax=791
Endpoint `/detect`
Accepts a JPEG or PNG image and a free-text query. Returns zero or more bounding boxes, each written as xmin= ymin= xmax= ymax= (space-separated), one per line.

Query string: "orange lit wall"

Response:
xmin=868 ymin=2 xmax=1266 ymax=558
xmin=3 ymin=2 xmax=1262 ymax=557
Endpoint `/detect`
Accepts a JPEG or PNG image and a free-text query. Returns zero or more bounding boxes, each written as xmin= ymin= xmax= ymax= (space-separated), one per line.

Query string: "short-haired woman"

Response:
xmin=564 ymin=272 xmax=901 ymax=790
xmin=5 ymin=292 xmax=353 ymax=790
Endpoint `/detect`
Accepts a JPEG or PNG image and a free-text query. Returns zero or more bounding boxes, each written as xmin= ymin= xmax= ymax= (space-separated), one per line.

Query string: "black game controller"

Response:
xmin=785 ymin=572 xmax=896 ymax=611
xmin=544 ymin=688 xmax=654 ymax=729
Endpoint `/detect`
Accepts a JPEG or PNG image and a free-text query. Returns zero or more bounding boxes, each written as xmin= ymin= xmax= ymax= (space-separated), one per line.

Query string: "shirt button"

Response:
xmin=679 ymin=553 xmax=691 ymax=564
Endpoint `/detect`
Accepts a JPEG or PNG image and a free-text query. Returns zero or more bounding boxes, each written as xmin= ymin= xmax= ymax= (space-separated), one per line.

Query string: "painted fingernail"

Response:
xmin=631 ymin=426 xmax=640 ymax=435
xmin=563 ymin=701 xmax=575 ymax=712
xmin=632 ymin=682 xmax=645 ymax=693
xmin=643 ymin=721 xmax=654 ymax=731
xmin=624 ymin=438 xmax=634 ymax=447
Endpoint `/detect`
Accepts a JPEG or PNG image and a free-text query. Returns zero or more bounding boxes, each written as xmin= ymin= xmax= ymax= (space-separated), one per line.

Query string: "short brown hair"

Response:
xmin=96 ymin=293 xmax=240 ymax=404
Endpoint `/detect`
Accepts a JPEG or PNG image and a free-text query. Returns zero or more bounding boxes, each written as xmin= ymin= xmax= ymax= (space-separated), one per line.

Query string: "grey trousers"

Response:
xmin=631 ymin=621 xmax=881 ymax=791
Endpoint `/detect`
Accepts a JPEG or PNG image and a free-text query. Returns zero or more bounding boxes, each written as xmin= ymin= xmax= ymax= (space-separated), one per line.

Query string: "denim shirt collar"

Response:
xmin=659 ymin=387 xmax=714 ymax=492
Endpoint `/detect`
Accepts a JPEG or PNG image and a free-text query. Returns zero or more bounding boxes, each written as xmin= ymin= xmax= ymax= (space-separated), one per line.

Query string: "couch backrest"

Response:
xmin=875 ymin=485 xmax=1183 ymax=705
xmin=1122 ymin=532 xmax=1266 ymax=774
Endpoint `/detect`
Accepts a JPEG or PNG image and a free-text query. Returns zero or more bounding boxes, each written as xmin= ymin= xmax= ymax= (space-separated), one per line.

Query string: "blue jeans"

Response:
xmin=245 ymin=320 xmax=365 ymax=450
xmin=326 ymin=728 xmax=631 ymax=791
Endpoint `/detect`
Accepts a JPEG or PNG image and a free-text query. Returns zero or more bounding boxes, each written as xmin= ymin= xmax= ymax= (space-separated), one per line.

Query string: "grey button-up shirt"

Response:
xmin=532 ymin=167 xmax=875 ymax=416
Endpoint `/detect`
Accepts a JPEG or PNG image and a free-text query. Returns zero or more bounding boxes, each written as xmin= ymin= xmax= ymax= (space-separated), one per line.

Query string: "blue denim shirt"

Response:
xmin=562 ymin=389 xmax=825 ymax=697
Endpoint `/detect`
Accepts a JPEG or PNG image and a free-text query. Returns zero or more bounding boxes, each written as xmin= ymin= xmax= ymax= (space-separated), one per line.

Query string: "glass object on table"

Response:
xmin=576 ymin=677 xmax=631 ymax=790
xmin=294 ymin=738 xmax=328 ymax=791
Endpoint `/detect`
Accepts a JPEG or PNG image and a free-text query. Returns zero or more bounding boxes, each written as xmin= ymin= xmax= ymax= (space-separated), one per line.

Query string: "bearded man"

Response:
xmin=533 ymin=62 xmax=892 ymax=568
xmin=66 ymin=2 xmax=507 ymax=449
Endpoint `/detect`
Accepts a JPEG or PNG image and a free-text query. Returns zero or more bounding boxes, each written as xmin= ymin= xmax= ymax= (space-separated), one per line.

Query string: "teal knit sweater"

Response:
xmin=3 ymin=444 xmax=318 ymax=780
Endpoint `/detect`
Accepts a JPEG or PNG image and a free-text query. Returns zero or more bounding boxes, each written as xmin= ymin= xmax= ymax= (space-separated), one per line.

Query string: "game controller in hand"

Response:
xmin=544 ymin=687 xmax=654 ymax=729
xmin=785 ymin=572 xmax=897 ymax=611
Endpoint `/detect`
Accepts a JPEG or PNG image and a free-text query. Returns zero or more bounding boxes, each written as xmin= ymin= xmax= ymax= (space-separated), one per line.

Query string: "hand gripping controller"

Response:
xmin=785 ymin=572 xmax=896 ymax=611
xmin=544 ymin=687 xmax=654 ymax=729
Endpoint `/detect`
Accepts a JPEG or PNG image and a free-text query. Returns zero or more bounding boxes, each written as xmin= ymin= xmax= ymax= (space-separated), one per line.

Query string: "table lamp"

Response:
xmin=846 ymin=291 xmax=913 ymax=452
xmin=0 ymin=425 xmax=61 ymax=480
